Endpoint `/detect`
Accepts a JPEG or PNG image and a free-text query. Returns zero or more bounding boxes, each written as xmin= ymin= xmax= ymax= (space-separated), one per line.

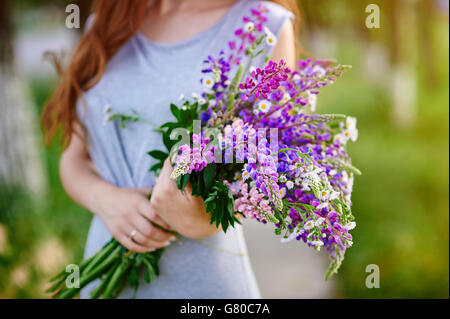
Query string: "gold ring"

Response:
xmin=130 ymin=229 xmax=137 ymax=241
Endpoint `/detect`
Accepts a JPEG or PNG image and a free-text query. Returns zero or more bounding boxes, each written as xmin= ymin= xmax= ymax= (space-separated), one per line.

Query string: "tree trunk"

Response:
xmin=0 ymin=0 xmax=47 ymax=198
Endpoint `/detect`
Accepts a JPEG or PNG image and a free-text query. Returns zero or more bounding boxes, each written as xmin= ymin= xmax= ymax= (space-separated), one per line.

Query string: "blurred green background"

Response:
xmin=0 ymin=0 xmax=448 ymax=298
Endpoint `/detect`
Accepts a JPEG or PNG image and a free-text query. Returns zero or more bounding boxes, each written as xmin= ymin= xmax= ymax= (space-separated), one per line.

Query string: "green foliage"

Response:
xmin=150 ymin=101 xmax=199 ymax=174
xmin=203 ymin=181 xmax=240 ymax=232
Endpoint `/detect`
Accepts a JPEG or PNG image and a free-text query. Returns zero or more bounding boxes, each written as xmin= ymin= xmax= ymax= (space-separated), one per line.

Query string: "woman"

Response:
xmin=43 ymin=0 xmax=297 ymax=298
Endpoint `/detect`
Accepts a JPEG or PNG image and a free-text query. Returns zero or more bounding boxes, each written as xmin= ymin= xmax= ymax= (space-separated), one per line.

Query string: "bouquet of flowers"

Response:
xmin=48 ymin=4 xmax=360 ymax=299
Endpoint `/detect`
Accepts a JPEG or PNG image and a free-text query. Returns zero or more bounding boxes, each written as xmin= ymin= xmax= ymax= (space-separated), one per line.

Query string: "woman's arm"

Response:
xmin=270 ymin=18 xmax=297 ymax=69
xmin=60 ymin=124 xmax=174 ymax=252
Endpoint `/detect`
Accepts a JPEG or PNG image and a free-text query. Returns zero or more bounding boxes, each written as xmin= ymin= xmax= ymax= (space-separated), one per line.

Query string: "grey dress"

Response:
xmin=78 ymin=0 xmax=293 ymax=298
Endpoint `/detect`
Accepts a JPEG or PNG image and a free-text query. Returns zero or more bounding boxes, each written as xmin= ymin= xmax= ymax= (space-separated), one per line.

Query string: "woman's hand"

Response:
xmin=95 ymin=186 xmax=176 ymax=253
xmin=150 ymin=159 xmax=220 ymax=239
xmin=59 ymin=129 xmax=175 ymax=253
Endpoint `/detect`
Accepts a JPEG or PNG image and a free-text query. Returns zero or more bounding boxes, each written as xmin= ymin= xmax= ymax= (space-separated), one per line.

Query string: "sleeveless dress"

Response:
xmin=78 ymin=0 xmax=294 ymax=298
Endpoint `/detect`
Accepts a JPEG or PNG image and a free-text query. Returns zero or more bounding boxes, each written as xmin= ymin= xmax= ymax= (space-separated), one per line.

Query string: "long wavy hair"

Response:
xmin=42 ymin=0 xmax=300 ymax=148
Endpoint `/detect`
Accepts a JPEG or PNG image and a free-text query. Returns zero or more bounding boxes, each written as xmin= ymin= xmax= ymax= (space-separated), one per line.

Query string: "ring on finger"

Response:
xmin=129 ymin=229 xmax=138 ymax=242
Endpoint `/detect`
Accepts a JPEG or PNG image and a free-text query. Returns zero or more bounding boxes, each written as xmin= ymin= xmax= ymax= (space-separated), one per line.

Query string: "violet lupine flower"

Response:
xmin=239 ymin=60 xmax=290 ymax=101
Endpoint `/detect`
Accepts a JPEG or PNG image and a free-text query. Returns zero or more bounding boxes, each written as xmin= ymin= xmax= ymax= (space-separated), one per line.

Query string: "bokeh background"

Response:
xmin=0 ymin=0 xmax=448 ymax=298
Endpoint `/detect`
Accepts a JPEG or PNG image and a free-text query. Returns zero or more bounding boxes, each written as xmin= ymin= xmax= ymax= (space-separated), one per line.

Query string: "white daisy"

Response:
xmin=303 ymin=220 xmax=315 ymax=230
xmin=191 ymin=92 xmax=200 ymax=99
xmin=286 ymin=180 xmax=294 ymax=190
xmin=278 ymin=187 xmax=287 ymax=198
xmin=344 ymin=221 xmax=356 ymax=230
xmin=329 ymin=191 xmax=340 ymax=201
xmin=198 ymin=98 xmax=206 ymax=105
xmin=346 ymin=116 xmax=357 ymax=130
xmin=342 ymin=129 xmax=357 ymax=143
xmin=342 ymin=171 xmax=349 ymax=182
xmin=349 ymin=127 xmax=359 ymax=142
xmin=319 ymin=189 xmax=330 ymax=201
xmin=209 ymin=99 xmax=217 ymax=107
xmin=257 ymin=99 xmax=271 ymax=113
xmin=333 ymin=133 xmax=348 ymax=145
xmin=265 ymin=32 xmax=277 ymax=46
xmin=178 ymin=93 xmax=185 ymax=101
xmin=244 ymin=22 xmax=255 ymax=32
xmin=307 ymin=91 xmax=317 ymax=112
xmin=301 ymin=180 xmax=311 ymax=191
xmin=202 ymin=75 xmax=214 ymax=89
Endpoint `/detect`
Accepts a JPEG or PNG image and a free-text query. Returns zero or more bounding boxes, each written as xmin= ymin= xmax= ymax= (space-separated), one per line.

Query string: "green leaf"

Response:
xmin=170 ymin=104 xmax=181 ymax=121
xmin=160 ymin=122 xmax=178 ymax=129
xmin=177 ymin=174 xmax=190 ymax=191
xmin=149 ymin=162 xmax=163 ymax=173
xmin=202 ymin=164 xmax=216 ymax=193
xmin=128 ymin=266 xmax=139 ymax=291
xmin=147 ymin=150 xmax=168 ymax=162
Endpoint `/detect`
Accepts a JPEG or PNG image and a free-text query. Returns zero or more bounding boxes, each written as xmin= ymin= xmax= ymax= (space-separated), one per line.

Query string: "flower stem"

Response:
xmin=82 ymin=240 xmax=118 ymax=275
xmin=56 ymin=245 xmax=121 ymax=299
xmin=101 ymin=258 xmax=132 ymax=299
xmin=90 ymin=260 xmax=120 ymax=299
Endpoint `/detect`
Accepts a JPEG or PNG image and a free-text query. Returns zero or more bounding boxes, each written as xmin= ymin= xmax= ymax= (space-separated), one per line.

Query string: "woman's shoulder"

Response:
xmin=238 ymin=1 xmax=295 ymax=30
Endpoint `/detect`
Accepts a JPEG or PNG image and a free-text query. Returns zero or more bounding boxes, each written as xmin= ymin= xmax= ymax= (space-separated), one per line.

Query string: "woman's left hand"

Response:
xmin=150 ymin=159 xmax=220 ymax=239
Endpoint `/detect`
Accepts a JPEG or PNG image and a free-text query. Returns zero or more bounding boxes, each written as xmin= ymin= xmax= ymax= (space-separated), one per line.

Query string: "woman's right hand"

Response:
xmin=59 ymin=129 xmax=175 ymax=253
xmin=94 ymin=185 xmax=176 ymax=253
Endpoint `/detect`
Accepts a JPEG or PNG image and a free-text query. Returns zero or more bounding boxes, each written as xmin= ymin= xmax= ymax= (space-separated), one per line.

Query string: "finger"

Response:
xmin=139 ymin=203 xmax=172 ymax=230
xmin=131 ymin=214 xmax=174 ymax=242
xmin=164 ymin=158 xmax=173 ymax=170
xmin=158 ymin=159 xmax=175 ymax=182
xmin=132 ymin=231 xmax=171 ymax=249
xmin=119 ymin=234 xmax=155 ymax=253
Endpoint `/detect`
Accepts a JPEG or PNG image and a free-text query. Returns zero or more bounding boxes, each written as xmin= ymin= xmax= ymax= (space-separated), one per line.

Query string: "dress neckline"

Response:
xmin=136 ymin=0 xmax=244 ymax=49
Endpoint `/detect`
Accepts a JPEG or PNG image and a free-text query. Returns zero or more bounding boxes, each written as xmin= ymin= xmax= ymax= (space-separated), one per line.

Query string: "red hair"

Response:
xmin=42 ymin=0 xmax=300 ymax=148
